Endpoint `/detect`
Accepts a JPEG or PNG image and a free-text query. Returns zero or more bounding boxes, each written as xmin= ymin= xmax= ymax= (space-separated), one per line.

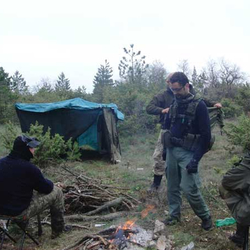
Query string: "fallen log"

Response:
xmin=85 ymin=197 xmax=124 ymax=216
xmin=40 ymin=221 xmax=90 ymax=230
xmin=65 ymin=211 xmax=141 ymax=222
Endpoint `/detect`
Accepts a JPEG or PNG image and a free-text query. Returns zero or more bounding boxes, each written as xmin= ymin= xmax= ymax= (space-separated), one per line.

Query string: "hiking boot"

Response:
xmin=51 ymin=225 xmax=72 ymax=239
xmin=163 ymin=216 xmax=180 ymax=226
xmin=229 ymin=234 xmax=244 ymax=247
xmin=201 ymin=216 xmax=212 ymax=231
xmin=147 ymin=175 xmax=162 ymax=193
xmin=229 ymin=223 xmax=248 ymax=247
xmin=147 ymin=183 xmax=160 ymax=193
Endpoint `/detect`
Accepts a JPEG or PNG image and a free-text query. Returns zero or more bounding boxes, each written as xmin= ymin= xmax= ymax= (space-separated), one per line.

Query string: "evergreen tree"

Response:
xmin=0 ymin=67 xmax=11 ymax=87
xmin=191 ymin=67 xmax=204 ymax=93
xmin=93 ymin=60 xmax=113 ymax=102
xmin=73 ymin=86 xmax=87 ymax=98
xmin=0 ymin=67 xmax=16 ymax=123
xmin=56 ymin=72 xmax=71 ymax=91
xmin=55 ymin=72 xmax=71 ymax=99
xmin=118 ymin=44 xmax=148 ymax=85
xmin=10 ymin=71 xmax=28 ymax=94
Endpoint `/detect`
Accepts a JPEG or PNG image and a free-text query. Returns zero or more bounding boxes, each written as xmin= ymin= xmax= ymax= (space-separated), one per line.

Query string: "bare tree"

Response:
xmin=177 ymin=59 xmax=191 ymax=77
xmin=219 ymin=59 xmax=245 ymax=86
xmin=201 ymin=60 xmax=220 ymax=88
xmin=146 ymin=60 xmax=168 ymax=91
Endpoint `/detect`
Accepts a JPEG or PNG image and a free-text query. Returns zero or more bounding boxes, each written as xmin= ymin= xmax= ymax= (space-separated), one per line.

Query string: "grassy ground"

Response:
xmin=1 ymin=120 xmax=245 ymax=250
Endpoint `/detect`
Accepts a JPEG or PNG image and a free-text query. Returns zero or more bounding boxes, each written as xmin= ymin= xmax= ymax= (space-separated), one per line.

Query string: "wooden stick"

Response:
xmin=121 ymin=193 xmax=141 ymax=204
xmin=62 ymin=235 xmax=96 ymax=250
xmin=85 ymin=197 xmax=124 ymax=216
xmin=65 ymin=211 xmax=141 ymax=222
xmin=69 ymin=191 xmax=103 ymax=200
xmin=40 ymin=221 xmax=90 ymax=230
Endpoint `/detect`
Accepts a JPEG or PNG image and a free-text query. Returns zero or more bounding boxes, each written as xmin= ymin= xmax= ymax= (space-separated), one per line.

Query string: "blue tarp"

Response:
xmin=15 ymin=98 xmax=124 ymax=155
xmin=15 ymin=98 xmax=124 ymax=121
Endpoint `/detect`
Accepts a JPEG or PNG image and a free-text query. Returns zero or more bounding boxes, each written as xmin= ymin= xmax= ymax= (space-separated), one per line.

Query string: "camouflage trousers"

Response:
xmin=152 ymin=129 xmax=166 ymax=176
xmin=17 ymin=186 xmax=65 ymax=234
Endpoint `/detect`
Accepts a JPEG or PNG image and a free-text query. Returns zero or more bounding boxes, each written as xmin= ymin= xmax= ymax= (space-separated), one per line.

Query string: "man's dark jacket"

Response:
xmin=220 ymin=154 xmax=250 ymax=225
xmin=146 ymin=88 xmax=174 ymax=127
xmin=0 ymin=153 xmax=53 ymax=216
xmin=146 ymin=85 xmax=215 ymax=128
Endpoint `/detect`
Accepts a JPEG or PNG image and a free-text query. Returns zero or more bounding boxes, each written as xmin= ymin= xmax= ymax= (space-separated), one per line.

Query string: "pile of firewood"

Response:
xmin=61 ymin=166 xmax=140 ymax=215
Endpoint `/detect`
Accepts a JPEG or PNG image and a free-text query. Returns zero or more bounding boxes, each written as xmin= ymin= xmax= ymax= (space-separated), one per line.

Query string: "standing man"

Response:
xmin=163 ymin=72 xmax=212 ymax=230
xmin=146 ymin=73 xmax=174 ymax=192
xmin=146 ymin=73 xmax=222 ymax=192
xmin=0 ymin=135 xmax=66 ymax=239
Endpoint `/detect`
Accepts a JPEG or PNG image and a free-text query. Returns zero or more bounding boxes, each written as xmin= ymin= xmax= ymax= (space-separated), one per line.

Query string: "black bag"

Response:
xmin=161 ymin=130 xmax=173 ymax=149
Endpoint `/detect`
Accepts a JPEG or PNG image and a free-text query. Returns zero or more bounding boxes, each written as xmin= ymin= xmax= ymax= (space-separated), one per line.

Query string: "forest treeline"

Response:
xmin=1 ymin=44 xmax=250 ymax=135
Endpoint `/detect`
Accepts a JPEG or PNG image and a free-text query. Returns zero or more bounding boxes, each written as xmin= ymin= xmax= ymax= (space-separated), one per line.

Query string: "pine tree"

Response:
xmin=55 ymin=72 xmax=71 ymax=91
xmin=55 ymin=72 xmax=71 ymax=98
xmin=72 ymin=86 xmax=88 ymax=99
xmin=0 ymin=67 xmax=11 ymax=87
xmin=0 ymin=67 xmax=16 ymax=123
xmin=10 ymin=71 xmax=28 ymax=94
xmin=191 ymin=67 xmax=204 ymax=94
xmin=118 ymin=44 xmax=148 ymax=85
xmin=93 ymin=60 xmax=113 ymax=102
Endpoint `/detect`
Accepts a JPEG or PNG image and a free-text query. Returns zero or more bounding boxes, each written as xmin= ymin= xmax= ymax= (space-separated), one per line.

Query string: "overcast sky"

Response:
xmin=1 ymin=0 xmax=249 ymax=93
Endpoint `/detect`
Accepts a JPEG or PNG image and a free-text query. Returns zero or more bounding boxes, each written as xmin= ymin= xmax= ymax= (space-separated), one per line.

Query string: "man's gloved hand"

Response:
xmin=186 ymin=159 xmax=198 ymax=174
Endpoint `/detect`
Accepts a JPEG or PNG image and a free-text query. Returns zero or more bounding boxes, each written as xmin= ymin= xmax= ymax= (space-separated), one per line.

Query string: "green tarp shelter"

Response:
xmin=15 ymin=98 xmax=124 ymax=163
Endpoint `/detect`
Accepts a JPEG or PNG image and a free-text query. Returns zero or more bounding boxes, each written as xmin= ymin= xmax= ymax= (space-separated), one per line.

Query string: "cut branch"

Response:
xmin=85 ymin=197 xmax=124 ymax=216
xmin=65 ymin=212 xmax=141 ymax=222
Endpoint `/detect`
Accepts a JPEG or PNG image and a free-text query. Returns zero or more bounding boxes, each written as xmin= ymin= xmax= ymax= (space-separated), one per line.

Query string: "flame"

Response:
xmin=141 ymin=204 xmax=155 ymax=218
xmin=122 ymin=218 xmax=136 ymax=230
xmin=109 ymin=204 xmax=155 ymax=246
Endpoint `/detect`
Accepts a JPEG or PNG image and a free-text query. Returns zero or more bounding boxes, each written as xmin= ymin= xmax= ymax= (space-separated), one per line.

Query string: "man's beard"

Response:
xmin=175 ymin=94 xmax=186 ymax=99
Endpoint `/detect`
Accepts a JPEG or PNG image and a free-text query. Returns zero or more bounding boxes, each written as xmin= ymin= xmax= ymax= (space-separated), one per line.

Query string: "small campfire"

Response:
xmin=63 ymin=205 xmax=174 ymax=250
xmin=109 ymin=219 xmax=137 ymax=249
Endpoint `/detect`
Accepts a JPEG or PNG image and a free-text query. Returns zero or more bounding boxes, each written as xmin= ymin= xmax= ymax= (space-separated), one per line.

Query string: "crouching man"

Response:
xmin=0 ymin=135 xmax=66 ymax=239
xmin=220 ymin=153 xmax=250 ymax=248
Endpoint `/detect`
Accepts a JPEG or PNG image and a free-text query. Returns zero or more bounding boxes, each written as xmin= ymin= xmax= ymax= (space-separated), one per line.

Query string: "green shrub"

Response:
xmin=221 ymin=98 xmax=243 ymax=118
xmin=235 ymin=85 xmax=250 ymax=113
xmin=225 ymin=114 xmax=250 ymax=151
xmin=227 ymin=155 xmax=241 ymax=166
xmin=65 ymin=138 xmax=81 ymax=161
xmin=0 ymin=121 xmax=19 ymax=151
xmin=28 ymin=122 xmax=81 ymax=167
xmin=0 ymin=121 xmax=81 ymax=167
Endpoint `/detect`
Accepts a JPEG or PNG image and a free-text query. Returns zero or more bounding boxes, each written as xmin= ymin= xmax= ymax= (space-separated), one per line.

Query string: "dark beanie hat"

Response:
xmin=11 ymin=135 xmax=40 ymax=161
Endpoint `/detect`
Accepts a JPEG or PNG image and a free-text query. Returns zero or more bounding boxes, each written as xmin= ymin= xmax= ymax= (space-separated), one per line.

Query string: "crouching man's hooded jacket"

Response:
xmin=220 ymin=154 xmax=250 ymax=225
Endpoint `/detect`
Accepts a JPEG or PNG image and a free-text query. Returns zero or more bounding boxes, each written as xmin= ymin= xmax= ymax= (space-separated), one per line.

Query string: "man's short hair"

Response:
xmin=166 ymin=72 xmax=174 ymax=83
xmin=169 ymin=72 xmax=189 ymax=87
